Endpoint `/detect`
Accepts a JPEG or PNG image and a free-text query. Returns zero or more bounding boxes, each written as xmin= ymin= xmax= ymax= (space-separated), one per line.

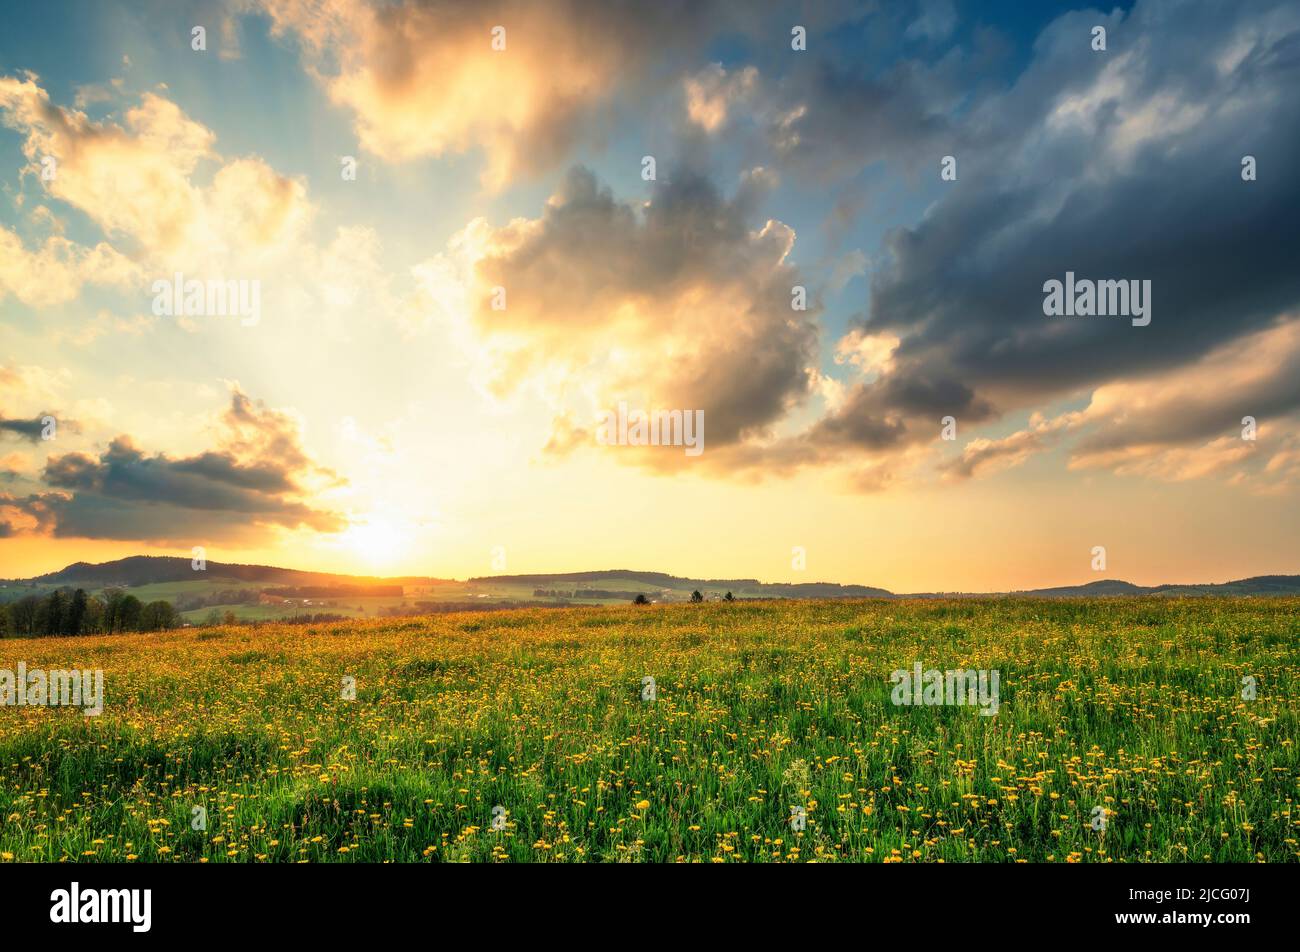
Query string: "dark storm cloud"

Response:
xmin=813 ymin=0 xmax=1300 ymax=459
xmin=40 ymin=487 xmax=340 ymax=541
xmin=43 ymin=438 xmax=307 ymax=514
xmin=809 ymin=372 xmax=995 ymax=453
xmin=4 ymin=389 xmax=345 ymax=541
xmin=0 ymin=415 xmax=47 ymax=441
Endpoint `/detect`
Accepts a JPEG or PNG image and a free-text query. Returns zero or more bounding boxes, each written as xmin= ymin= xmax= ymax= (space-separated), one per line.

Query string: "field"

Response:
xmin=0 ymin=577 xmax=676 ymax=627
xmin=2 ymin=562 xmax=904 ymax=627
xmin=0 ymin=597 xmax=1296 ymax=863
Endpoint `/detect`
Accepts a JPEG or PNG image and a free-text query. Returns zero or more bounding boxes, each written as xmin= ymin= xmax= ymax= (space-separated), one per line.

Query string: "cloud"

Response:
xmin=415 ymin=164 xmax=819 ymax=465
xmin=684 ymin=64 xmax=758 ymax=133
xmin=4 ymin=387 xmax=344 ymax=542
xmin=835 ymin=328 xmax=899 ymax=377
xmin=0 ymin=74 xmax=394 ymax=343
xmin=1254 ymin=435 xmax=1300 ymax=495
xmin=0 ymin=452 xmax=29 ymax=477
xmin=384 ymin=0 xmax=1300 ymax=493
xmin=872 ymin=2 xmax=1297 ymax=385
xmin=941 ymin=411 xmax=1081 ymax=481
xmin=0 ymin=227 xmax=140 ymax=307
xmin=942 ymin=316 xmax=1300 ymax=490
xmin=0 ymin=364 xmax=68 ymax=410
xmin=1069 ymin=319 xmax=1300 ymax=462
xmin=0 ymin=74 xmax=312 ymax=272
xmin=3 ymin=0 xmax=1294 ymax=514
xmin=219 ymin=387 xmax=328 ymax=479
xmin=905 ymin=0 xmax=957 ymax=44
xmin=255 ymin=0 xmax=862 ymax=189
xmin=781 ymin=0 xmax=1300 ymax=485
xmin=0 ymin=491 xmax=60 ymax=537
xmin=0 ymin=415 xmax=49 ymax=442
xmin=0 ymin=365 xmax=92 ymax=450
xmin=0 ymin=76 xmax=211 ymax=252
xmin=50 ymin=310 xmax=156 ymax=347
xmin=760 ymin=41 xmax=967 ymax=184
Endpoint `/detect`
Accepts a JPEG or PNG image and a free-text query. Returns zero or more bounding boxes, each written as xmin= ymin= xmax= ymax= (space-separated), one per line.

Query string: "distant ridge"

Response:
xmin=25 ymin=556 xmax=449 ymax=588
xmin=1006 ymin=575 xmax=1300 ymax=598
xmin=469 ymin=568 xmax=893 ymax=599
xmin=6 ymin=556 xmax=1300 ymax=598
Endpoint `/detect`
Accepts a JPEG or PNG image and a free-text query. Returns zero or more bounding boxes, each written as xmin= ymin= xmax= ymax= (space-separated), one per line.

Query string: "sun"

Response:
xmin=344 ymin=518 xmax=409 ymax=570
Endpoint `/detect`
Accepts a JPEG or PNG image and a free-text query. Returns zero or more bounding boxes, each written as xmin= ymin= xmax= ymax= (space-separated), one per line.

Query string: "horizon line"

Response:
xmin=6 ymin=553 xmax=1298 ymax=598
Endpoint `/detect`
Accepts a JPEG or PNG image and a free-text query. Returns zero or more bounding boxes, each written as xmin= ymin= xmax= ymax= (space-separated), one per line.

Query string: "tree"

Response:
xmin=724 ymin=591 xmax=735 ymax=602
xmin=118 ymin=594 xmax=143 ymax=632
xmin=633 ymin=593 xmax=650 ymax=605
xmin=103 ymin=591 xmax=143 ymax=632
xmin=36 ymin=588 xmax=68 ymax=635
xmin=0 ymin=603 xmax=10 ymax=638
xmin=102 ymin=589 xmax=125 ymax=632
xmin=10 ymin=594 xmax=40 ymax=635
xmin=82 ymin=595 xmax=105 ymax=634
xmin=67 ymin=589 xmax=89 ymax=635
xmin=141 ymin=600 xmax=177 ymax=631
xmin=690 ymin=590 xmax=703 ymax=603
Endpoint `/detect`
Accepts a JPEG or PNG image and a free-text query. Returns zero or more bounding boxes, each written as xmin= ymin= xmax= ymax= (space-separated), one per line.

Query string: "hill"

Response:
xmin=470 ymin=568 xmax=893 ymax=599
xmin=2 ymin=557 xmax=1298 ymax=625
xmin=1005 ymin=576 xmax=1300 ymax=597
xmin=30 ymin=555 xmax=442 ymax=589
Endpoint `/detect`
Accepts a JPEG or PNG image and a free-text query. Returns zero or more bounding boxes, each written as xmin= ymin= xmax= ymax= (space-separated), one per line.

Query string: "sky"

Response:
xmin=0 ymin=0 xmax=1298 ymax=591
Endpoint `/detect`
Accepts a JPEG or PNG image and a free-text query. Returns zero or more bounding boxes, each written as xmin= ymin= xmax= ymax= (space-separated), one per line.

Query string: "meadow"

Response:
xmin=0 ymin=597 xmax=1296 ymax=863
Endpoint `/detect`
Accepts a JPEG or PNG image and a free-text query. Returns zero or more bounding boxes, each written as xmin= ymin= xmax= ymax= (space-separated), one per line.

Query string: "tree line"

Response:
xmin=0 ymin=588 xmax=179 ymax=637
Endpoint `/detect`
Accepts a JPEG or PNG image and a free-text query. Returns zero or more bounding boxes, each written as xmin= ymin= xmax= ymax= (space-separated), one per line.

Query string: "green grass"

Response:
xmin=179 ymin=603 xmax=315 ymax=623
xmin=0 ymin=597 xmax=1296 ymax=863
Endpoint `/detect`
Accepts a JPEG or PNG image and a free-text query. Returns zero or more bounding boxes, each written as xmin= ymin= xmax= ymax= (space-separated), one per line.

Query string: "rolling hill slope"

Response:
xmin=3 ymin=557 xmax=1298 ymax=625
